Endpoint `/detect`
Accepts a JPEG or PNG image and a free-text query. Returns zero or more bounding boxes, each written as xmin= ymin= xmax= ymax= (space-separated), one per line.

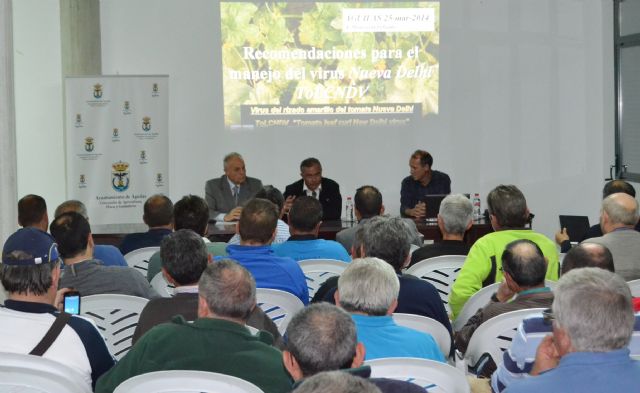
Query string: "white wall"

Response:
xmin=13 ymin=0 xmax=66 ymax=216
xmin=13 ymin=0 xmax=615 ymax=239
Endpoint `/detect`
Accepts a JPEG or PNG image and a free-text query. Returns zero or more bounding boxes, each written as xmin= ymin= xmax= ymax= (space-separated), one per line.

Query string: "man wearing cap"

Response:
xmin=0 ymin=227 xmax=115 ymax=389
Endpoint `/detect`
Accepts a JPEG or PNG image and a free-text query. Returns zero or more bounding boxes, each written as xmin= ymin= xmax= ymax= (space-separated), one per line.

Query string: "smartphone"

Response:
xmin=63 ymin=291 xmax=81 ymax=315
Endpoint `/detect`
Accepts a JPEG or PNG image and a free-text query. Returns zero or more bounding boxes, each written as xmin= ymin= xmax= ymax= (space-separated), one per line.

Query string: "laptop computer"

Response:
xmin=559 ymin=215 xmax=591 ymax=243
xmin=421 ymin=194 xmax=448 ymax=221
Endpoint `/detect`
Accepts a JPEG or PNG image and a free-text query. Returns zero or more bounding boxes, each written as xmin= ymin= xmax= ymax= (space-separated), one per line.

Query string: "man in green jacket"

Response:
xmin=95 ymin=259 xmax=292 ymax=393
xmin=449 ymin=185 xmax=559 ymax=318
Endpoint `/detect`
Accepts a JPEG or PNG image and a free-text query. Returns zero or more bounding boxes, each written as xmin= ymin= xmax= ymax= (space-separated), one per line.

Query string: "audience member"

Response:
xmin=132 ymin=229 xmax=280 ymax=345
xmin=315 ymin=216 xmax=452 ymax=338
xmin=205 ymin=152 xmax=263 ymax=222
xmin=336 ymin=185 xmax=422 ymax=252
xmin=54 ymin=200 xmax=127 ymax=267
xmin=292 ymin=371 xmax=382 ymax=393
xmin=273 ymin=196 xmax=350 ymax=262
xmin=95 ymin=260 xmax=292 ymax=393
xmin=449 ymin=185 xmax=559 ymax=318
xmin=284 ymin=303 xmax=424 ymax=393
xmin=503 ymin=268 xmax=639 ymax=393
xmin=318 ymin=216 xmax=451 ymax=333
xmin=0 ymin=227 xmax=114 ymax=389
xmin=410 ymin=193 xmax=472 ymax=265
xmin=401 ymin=150 xmax=451 ymax=218
xmin=335 ymin=257 xmax=445 ymax=361
xmin=555 ymin=180 xmax=640 ymax=251
xmin=17 ymin=194 xmax=48 ymax=231
xmin=119 ymin=194 xmax=173 ymax=255
xmin=284 ymin=157 xmax=342 ymax=220
xmin=218 ymin=198 xmax=309 ymax=304
xmin=455 ymin=239 xmax=553 ymax=353
xmin=146 ymin=194 xmax=227 ymax=281
xmin=227 ymin=185 xmax=290 ymax=245
xmin=585 ymin=192 xmax=640 ymax=280
xmin=491 ymin=243 xmax=640 ymax=392
xmin=50 ymin=212 xmax=158 ymax=298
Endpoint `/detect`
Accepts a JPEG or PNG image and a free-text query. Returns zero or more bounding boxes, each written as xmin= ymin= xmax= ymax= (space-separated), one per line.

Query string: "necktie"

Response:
xmin=311 ymin=190 xmax=317 ymax=198
xmin=233 ymin=185 xmax=239 ymax=205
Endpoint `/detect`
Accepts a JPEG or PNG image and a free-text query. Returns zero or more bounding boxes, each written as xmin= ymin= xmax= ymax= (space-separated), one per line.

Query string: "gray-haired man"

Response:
xmin=504 ymin=268 xmax=640 ymax=393
xmin=284 ymin=303 xmax=424 ymax=393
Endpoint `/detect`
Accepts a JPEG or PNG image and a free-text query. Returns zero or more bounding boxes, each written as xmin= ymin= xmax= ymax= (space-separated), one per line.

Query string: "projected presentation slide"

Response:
xmin=220 ymin=1 xmax=440 ymax=129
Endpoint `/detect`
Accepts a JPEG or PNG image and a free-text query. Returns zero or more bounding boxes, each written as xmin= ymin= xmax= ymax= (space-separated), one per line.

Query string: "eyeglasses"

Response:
xmin=542 ymin=308 xmax=555 ymax=325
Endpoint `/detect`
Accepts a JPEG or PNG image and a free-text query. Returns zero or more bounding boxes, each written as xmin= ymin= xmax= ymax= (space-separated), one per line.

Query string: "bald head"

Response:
xmin=561 ymin=242 xmax=614 ymax=275
xmin=501 ymin=239 xmax=547 ymax=287
xmin=143 ymin=194 xmax=173 ymax=228
xmin=601 ymin=193 xmax=639 ymax=233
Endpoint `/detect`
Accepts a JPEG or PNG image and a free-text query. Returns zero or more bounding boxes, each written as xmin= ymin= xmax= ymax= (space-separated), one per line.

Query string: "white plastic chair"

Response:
xmin=0 ymin=352 xmax=91 ymax=393
xmin=81 ymin=294 xmax=149 ymax=360
xmin=452 ymin=283 xmax=500 ymax=331
xmin=124 ymin=246 xmax=160 ymax=276
xmin=392 ymin=313 xmax=451 ymax=357
xmin=255 ymin=288 xmax=304 ymax=335
xmin=113 ymin=370 xmax=265 ymax=393
xmin=150 ymin=272 xmax=175 ymax=298
xmin=464 ymin=308 xmax=546 ymax=368
xmin=628 ymin=279 xmax=640 ymax=297
xmin=366 ymin=357 xmax=470 ymax=393
xmin=298 ymin=259 xmax=348 ymax=301
xmin=405 ymin=255 xmax=467 ymax=313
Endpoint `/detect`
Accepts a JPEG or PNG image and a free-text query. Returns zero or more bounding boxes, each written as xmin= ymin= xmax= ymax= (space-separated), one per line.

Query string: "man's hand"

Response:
xmin=530 ymin=334 xmax=560 ymax=376
xmin=224 ymin=207 xmax=243 ymax=222
xmin=409 ymin=202 xmax=427 ymax=219
xmin=54 ymin=287 xmax=75 ymax=312
xmin=554 ymin=228 xmax=570 ymax=245
xmin=283 ymin=196 xmax=296 ymax=215
xmin=495 ymin=279 xmax=516 ymax=302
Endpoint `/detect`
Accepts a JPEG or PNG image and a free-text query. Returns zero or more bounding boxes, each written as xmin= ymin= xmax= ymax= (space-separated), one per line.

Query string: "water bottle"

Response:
xmin=472 ymin=193 xmax=482 ymax=220
xmin=345 ymin=197 xmax=354 ymax=223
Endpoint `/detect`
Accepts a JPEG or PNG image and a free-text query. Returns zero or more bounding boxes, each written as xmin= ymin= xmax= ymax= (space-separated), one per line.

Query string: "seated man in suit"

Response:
xmin=401 ymin=150 xmax=451 ymax=218
xmin=54 ymin=200 xmax=127 ymax=267
xmin=283 ymin=303 xmax=424 ymax=393
xmin=284 ymin=157 xmax=341 ymax=220
xmin=409 ymin=193 xmax=473 ymax=266
xmin=51 ymin=212 xmax=159 ymax=299
xmin=132 ymin=229 xmax=281 ymax=346
xmin=217 ymin=198 xmax=309 ymax=304
xmin=335 ymin=257 xmax=445 ymax=362
xmin=336 ymin=185 xmax=422 ymax=253
xmin=205 ymin=152 xmax=263 ymax=222
xmin=119 ymin=194 xmax=173 ymax=255
xmin=95 ymin=260 xmax=292 ymax=393
xmin=273 ymin=196 xmax=350 ymax=262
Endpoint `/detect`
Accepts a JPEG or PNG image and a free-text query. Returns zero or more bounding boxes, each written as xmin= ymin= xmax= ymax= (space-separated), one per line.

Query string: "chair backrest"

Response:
xmin=464 ymin=308 xmax=546 ymax=367
xmin=81 ymin=294 xmax=149 ymax=360
xmin=628 ymin=279 xmax=640 ymax=297
xmin=113 ymin=370 xmax=265 ymax=393
xmin=452 ymin=283 xmax=500 ymax=331
xmin=150 ymin=272 xmax=175 ymax=298
xmin=366 ymin=357 xmax=470 ymax=393
xmin=124 ymin=246 xmax=160 ymax=276
xmin=255 ymin=288 xmax=305 ymax=335
xmin=0 ymin=352 xmax=91 ymax=393
xmin=404 ymin=255 xmax=467 ymax=313
xmin=392 ymin=313 xmax=451 ymax=357
xmin=298 ymin=259 xmax=348 ymax=301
